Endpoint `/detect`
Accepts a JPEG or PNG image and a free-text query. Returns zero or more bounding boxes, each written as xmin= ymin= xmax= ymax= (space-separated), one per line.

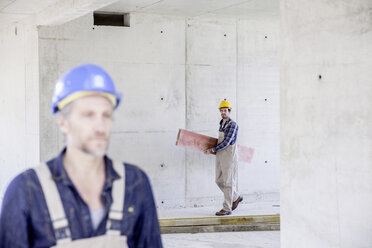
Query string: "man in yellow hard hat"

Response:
xmin=205 ymin=99 xmax=242 ymax=216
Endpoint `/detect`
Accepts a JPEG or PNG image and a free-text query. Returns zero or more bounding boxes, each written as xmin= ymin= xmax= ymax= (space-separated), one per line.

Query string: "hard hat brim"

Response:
xmin=56 ymin=91 xmax=120 ymax=112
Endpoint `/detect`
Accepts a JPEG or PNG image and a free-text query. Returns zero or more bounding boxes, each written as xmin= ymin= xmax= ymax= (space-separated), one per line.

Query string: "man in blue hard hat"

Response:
xmin=0 ymin=64 xmax=163 ymax=247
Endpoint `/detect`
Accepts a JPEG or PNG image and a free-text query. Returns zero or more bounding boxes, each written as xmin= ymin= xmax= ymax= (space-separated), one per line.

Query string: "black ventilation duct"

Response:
xmin=93 ymin=12 xmax=130 ymax=27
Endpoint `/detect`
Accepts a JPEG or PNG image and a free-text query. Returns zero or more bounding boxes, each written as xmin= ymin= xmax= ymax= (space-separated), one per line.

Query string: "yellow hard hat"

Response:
xmin=219 ymin=99 xmax=232 ymax=109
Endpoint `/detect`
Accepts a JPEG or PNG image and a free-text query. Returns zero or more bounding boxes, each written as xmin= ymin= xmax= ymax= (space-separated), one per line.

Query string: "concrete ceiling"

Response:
xmin=0 ymin=0 xmax=278 ymax=28
xmin=99 ymin=0 xmax=279 ymax=18
xmin=0 ymin=0 xmax=118 ymax=28
xmin=0 ymin=0 xmax=59 ymax=26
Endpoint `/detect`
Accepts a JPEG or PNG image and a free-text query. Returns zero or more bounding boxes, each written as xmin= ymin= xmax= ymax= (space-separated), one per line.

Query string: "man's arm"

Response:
xmin=0 ymin=173 xmax=30 ymax=248
xmin=134 ymin=170 xmax=163 ymax=248
xmin=212 ymin=122 xmax=238 ymax=153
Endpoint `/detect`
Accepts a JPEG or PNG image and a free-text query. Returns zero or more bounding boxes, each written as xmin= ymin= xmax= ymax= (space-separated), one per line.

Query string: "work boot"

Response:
xmin=215 ymin=209 xmax=232 ymax=216
xmin=232 ymin=196 xmax=243 ymax=211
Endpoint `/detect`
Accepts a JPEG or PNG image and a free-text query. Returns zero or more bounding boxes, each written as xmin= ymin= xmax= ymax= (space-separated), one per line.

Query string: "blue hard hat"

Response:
xmin=51 ymin=64 xmax=122 ymax=114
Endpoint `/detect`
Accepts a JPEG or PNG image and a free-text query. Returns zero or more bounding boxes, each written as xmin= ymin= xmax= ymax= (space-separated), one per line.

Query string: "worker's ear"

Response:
xmin=56 ymin=113 xmax=69 ymax=135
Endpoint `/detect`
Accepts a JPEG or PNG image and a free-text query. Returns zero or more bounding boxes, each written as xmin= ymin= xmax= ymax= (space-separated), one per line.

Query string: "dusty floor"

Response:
xmin=162 ymin=231 xmax=280 ymax=248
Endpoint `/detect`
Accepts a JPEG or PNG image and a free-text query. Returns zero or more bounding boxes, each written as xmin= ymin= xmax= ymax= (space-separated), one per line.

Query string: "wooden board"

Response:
xmin=176 ymin=129 xmax=254 ymax=163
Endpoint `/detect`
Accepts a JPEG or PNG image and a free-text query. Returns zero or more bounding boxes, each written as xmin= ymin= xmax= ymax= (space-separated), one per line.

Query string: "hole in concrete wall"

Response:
xmin=224 ymin=34 xmax=227 ymax=37
xmin=160 ymin=163 xmax=164 ymax=168
xmin=161 ymin=97 xmax=164 ymax=100
xmin=160 ymin=30 xmax=163 ymax=33
xmin=93 ymin=12 xmax=130 ymax=27
xmin=265 ymin=99 xmax=267 ymax=101
xmin=161 ymin=201 xmax=164 ymax=204
xmin=265 ymin=161 xmax=268 ymax=164
xmin=265 ymin=36 xmax=267 ymax=39
xmin=318 ymin=75 xmax=322 ymax=79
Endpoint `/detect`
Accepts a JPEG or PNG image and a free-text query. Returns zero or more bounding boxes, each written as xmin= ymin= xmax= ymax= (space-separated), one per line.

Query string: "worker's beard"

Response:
xmin=80 ymin=137 xmax=109 ymax=158
xmin=82 ymin=147 xmax=107 ymax=157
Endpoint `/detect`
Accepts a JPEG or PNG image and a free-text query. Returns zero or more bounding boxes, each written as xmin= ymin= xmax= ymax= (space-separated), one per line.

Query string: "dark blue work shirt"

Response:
xmin=0 ymin=149 xmax=163 ymax=248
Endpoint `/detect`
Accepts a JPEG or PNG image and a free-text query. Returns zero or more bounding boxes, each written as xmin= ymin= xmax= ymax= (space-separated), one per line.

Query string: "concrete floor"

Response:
xmin=158 ymin=201 xmax=280 ymax=234
xmin=162 ymin=231 xmax=280 ymax=248
xmin=158 ymin=201 xmax=280 ymax=219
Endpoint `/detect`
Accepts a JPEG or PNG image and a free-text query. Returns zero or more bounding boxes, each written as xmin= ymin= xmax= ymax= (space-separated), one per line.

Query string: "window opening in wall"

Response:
xmin=93 ymin=12 xmax=130 ymax=27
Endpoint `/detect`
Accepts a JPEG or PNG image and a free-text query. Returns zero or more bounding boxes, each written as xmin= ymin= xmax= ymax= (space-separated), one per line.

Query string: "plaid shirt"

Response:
xmin=212 ymin=118 xmax=239 ymax=153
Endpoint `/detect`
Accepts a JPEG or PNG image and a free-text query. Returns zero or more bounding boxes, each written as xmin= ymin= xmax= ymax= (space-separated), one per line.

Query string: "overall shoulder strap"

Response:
xmin=34 ymin=164 xmax=71 ymax=244
xmin=106 ymin=161 xmax=126 ymax=236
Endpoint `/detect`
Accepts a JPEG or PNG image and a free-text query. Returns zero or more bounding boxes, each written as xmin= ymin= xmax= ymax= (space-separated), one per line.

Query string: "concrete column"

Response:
xmin=281 ymin=0 xmax=372 ymax=247
xmin=0 ymin=23 xmax=39 ymax=201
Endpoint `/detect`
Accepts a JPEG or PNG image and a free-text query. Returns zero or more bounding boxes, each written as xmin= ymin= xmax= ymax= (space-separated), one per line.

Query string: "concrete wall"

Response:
xmin=0 ymin=23 xmax=39 ymax=201
xmin=37 ymin=12 xmax=280 ymax=208
xmin=281 ymin=0 xmax=372 ymax=247
xmin=185 ymin=16 xmax=280 ymax=206
xmin=38 ymin=13 xmax=188 ymax=208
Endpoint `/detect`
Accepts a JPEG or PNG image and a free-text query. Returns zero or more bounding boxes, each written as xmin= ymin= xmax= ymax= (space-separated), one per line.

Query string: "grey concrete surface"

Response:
xmin=281 ymin=0 xmax=372 ymax=247
xmin=162 ymin=231 xmax=280 ymax=248
xmin=36 ymin=11 xmax=280 ymax=209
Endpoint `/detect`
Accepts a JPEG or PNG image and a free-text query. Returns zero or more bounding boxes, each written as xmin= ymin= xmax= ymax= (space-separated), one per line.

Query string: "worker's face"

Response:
xmin=220 ymin=108 xmax=230 ymax=119
xmin=58 ymin=95 xmax=114 ymax=157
